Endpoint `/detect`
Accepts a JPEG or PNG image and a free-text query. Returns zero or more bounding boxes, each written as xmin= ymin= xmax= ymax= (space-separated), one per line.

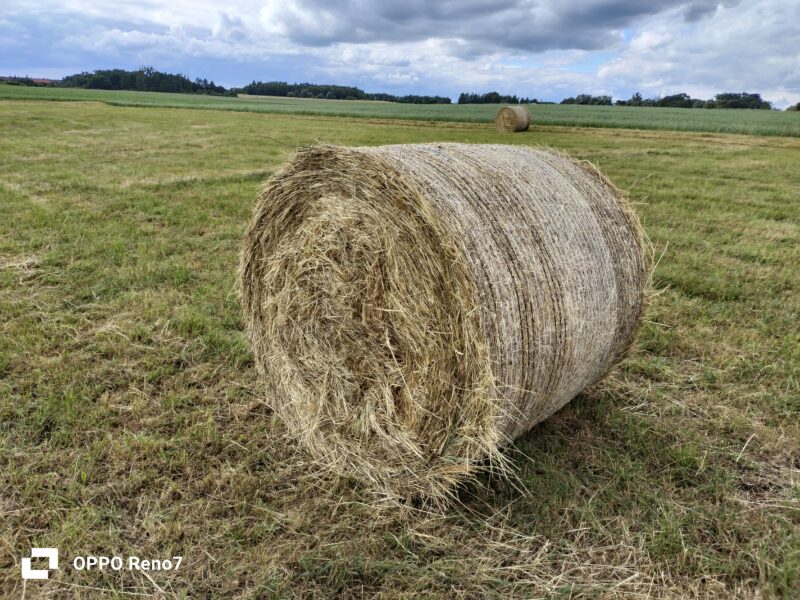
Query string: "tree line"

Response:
xmin=240 ymin=80 xmax=451 ymax=104
xmin=60 ymin=68 xmax=230 ymax=95
xmin=3 ymin=68 xmax=794 ymax=110
xmin=558 ymin=92 xmax=772 ymax=109
xmin=460 ymin=90 xmax=776 ymax=110
xmin=457 ymin=92 xmax=539 ymax=104
xmin=560 ymin=94 xmax=612 ymax=105
xmin=614 ymin=91 xmax=773 ymax=109
xmin=60 ymin=68 xmax=234 ymax=95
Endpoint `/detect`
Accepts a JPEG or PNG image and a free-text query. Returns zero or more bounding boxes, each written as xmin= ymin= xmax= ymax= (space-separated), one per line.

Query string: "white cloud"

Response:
xmin=1 ymin=0 xmax=798 ymax=106
xmin=597 ymin=1 xmax=800 ymax=106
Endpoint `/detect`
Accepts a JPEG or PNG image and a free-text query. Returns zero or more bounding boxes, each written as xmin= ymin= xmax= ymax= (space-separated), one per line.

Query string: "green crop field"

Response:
xmin=1 ymin=98 xmax=798 ymax=599
xmin=2 ymin=83 xmax=800 ymax=137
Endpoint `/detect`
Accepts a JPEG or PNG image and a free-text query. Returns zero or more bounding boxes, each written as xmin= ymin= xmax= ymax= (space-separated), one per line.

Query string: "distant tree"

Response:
xmin=457 ymin=91 xmax=524 ymax=104
xmin=713 ymin=92 xmax=772 ymax=109
xmin=786 ymin=102 xmax=800 ymax=111
xmin=60 ymin=67 xmax=233 ymax=96
xmin=575 ymin=90 xmax=775 ymax=110
xmin=657 ymin=93 xmax=693 ymax=108
xmin=616 ymin=91 xmax=714 ymax=109
xmin=242 ymin=80 xmax=449 ymax=103
xmin=563 ymin=94 xmax=611 ymax=105
xmin=0 ymin=76 xmax=37 ymax=86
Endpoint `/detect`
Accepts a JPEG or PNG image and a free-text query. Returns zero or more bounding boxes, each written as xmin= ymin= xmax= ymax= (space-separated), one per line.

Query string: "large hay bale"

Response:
xmin=241 ymin=143 xmax=647 ymax=499
xmin=495 ymin=105 xmax=531 ymax=132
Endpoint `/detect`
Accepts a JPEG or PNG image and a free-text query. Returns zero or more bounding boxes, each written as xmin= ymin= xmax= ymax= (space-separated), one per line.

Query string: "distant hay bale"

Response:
xmin=495 ymin=105 xmax=531 ymax=132
xmin=240 ymin=143 xmax=647 ymax=500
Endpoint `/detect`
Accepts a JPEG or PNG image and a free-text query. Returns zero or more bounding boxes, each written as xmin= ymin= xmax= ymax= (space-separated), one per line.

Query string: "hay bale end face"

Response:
xmin=495 ymin=105 xmax=532 ymax=132
xmin=240 ymin=143 xmax=647 ymax=500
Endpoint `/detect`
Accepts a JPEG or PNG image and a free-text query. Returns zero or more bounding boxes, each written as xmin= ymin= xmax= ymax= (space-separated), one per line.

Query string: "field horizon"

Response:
xmin=3 ymin=84 xmax=800 ymax=138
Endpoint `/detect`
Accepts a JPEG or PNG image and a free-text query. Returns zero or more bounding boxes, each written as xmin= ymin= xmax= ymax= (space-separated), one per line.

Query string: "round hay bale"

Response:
xmin=495 ymin=105 xmax=531 ymax=132
xmin=240 ymin=143 xmax=647 ymax=500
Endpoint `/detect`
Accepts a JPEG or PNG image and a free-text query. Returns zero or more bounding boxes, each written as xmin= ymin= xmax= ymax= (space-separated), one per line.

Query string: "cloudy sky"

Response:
xmin=2 ymin=0 xmax=799 ymax=106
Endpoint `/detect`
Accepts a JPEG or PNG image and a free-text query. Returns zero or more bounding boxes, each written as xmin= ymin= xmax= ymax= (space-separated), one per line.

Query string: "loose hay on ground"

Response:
xmin=240 ymin=143 xmax=647 ymax=500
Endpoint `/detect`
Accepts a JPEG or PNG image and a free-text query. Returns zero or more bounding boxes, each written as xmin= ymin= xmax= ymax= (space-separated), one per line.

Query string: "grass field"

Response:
xmin=2 ymin=84 xmax=800 ymax=137
xmin=0 ymin=98 xmax=798 ymax=598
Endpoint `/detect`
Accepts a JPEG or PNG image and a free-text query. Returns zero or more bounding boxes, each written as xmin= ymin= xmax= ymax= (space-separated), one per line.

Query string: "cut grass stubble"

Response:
xmin=0 ymin=100 xmax=797 ymax=598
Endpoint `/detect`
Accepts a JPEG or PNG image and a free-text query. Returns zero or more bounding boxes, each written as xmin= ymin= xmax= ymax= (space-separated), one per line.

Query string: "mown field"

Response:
xmin=2 ymin=84 xmax=800 ymax=137
xmin=0 ymin=99 xmax=798 ymax=599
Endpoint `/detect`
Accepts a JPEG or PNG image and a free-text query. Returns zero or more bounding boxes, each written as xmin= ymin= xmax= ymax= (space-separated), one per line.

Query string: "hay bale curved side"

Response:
xmin=240 ymin=143 xmax=647 ymax=499
xmin=495 ymin=105 xmax=532 ymax=132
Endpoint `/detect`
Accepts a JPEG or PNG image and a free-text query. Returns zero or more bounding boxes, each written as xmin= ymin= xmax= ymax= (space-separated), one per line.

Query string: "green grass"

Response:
xmin=3 ymin=83 xmax=800 ymax=137
xmin=0 ymin=100 xmax=798 ymax=599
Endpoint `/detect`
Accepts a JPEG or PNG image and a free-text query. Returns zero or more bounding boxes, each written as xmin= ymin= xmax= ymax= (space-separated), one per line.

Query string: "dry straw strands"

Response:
xmin=495 ymin=105 xmax=532 ymax=132
xmin=240 ymin=143 xmax=647 ymax=500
